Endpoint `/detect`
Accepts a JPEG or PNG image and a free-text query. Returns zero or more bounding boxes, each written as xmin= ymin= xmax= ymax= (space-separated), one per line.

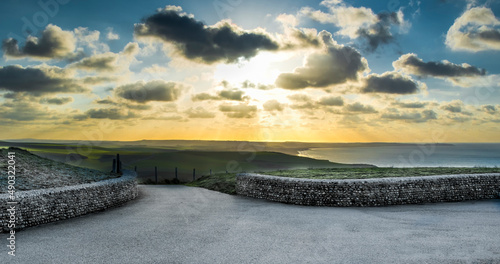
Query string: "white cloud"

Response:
xmin=446 ymin=7 xmax=500 ymax=52
xmin=106 ymin=27 xmax=120 ymax=40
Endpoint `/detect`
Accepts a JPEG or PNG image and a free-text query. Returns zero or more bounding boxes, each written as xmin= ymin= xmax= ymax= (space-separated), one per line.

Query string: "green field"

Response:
xmin=0 ymin=141 xmax=370 ymax=183
xmin=188 ymin=167 xmax=500 ymax=195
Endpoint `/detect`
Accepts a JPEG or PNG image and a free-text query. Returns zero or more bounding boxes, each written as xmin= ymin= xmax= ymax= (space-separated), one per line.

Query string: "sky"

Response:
xmin=0 ymin=0 xmax=499 ymax=143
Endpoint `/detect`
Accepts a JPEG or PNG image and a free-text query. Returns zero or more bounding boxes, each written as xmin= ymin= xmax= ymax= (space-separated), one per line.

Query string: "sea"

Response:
xmin=298 ymin=143 xmax=500 ymax=167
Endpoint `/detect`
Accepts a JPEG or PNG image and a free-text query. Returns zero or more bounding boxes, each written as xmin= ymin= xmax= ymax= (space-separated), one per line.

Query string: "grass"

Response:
xmin=263 ymin=167 xmax=500 ymax=179
xmin=186 ymin=167 xmax=500 ymax=195
xmin=186 ymin=173 xmax=237 ymax=195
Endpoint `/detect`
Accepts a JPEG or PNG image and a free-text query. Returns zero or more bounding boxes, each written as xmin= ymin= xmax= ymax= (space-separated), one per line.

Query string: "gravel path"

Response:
xmin=1 ymin=185 xmax=499 ymax=263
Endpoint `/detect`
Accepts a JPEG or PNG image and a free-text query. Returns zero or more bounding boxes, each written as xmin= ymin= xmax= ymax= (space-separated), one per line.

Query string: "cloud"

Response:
xmin=142 ymin=115 xmax=184 ymax=121
xmin=114 ymin=80 xmax=188 ymax=103
xmin=300 ymin=1 xmax=408 ymax=51
xmin=40 ymin=96 xmax=74 ymax=105
xmin=344 ymin=102 xmax=377 ymax=114
xmin=75 ymin=108 xmax=138 ymax=120
xmin=446 ymin=7 xmax=500 ymax=51
xmin=318 ymin=95 xmax=344 ymax=106
xmin=241 ymin=80 xmax=275 ymax=90
xmin=275 ymin=15 xmax=324 ymax=50
xmin=82 ymin=76 xmax=117 ymax=85
xmin=192 ymin=89 xmax=248 ymax=101
xmin=441 ymin=100 xmax=464 ymax=113
xmin=185 ymin=107 xmax=216 ymax=118
xmin=393 ymin=53 xmax=486 ymax=77
xmin=70 ymin=52 xmax=118 ymax=71
xmin=286 ymin=93 xmax=344 ymax=111
xmin=219 ymin=103 xmax=258 ymax=118
xmin=263 ymin=100 xmax=285 ymax=111
xmin=134 ymin=5 xmax=279 ymax=64
xmin=287 ymin=93 xmax=312 ymax=102
xmin=482 ymin=104 xmax=497 ymax=114
xmin=218 ymin=89 xmax=248 ymax=101
xmin=0 ymin=101 xmax=58 ymax=121
xmin=381 ymin=109 xmax=438 ymax=123
xmin=361 ymin=72 xmax=419 ymax=94
xmin=392 ymin=100 xmax=429 ymax=109
xmin=2 ymin=24 xmax=76 ymax=60
xmin=73 ymin=27 xmax=109 ymax=54
xmin=275 ymin=34 xmax=367 ymax=89
xmin=287 ymin=93 xmax=318 ymax=110
xmin=106 ymin=27 xmax=120 ymax=40
xmin=0 ymin=65 xmax=87 ymax=96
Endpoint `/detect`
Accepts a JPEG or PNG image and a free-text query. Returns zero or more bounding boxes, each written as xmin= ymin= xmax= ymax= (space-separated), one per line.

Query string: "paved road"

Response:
xmin=1 ymin=185 xmax=500 ymax=263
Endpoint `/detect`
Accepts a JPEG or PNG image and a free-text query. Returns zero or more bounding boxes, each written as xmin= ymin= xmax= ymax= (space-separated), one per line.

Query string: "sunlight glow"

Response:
xmin=213 ymin=51 xmax=296 ymax=85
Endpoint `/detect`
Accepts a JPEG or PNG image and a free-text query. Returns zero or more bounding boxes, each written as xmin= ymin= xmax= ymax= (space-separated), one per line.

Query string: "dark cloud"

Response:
xmin=2 ymin=24 xmax=76 ymax=59
xmin=275 ymin=40 xmax=367 ymax=89
xmin=75 ymin=108 xmax=138 ymax=120
xmin=357 ymin=12 xmax=402 ymax=52
xmin=0 ymin=101 xmax=57 ymax=121
xmin=381 ymin=109 xmax=438 ymax=123
xmin=134 ymin=6 xmax=279 ymax=64
xmin=287 ymin=94 xmax=312 ymax=102
xmin=263 ymin=100 xmax=285 ymax=112
xmin=40 ymin=97 xmax=74 ymax=105
xmin=192 ymin=89 xmax=248 ymax=101
xmin=71 ymin=53 xmax=118 ymax=72
xmin=393 ymin=53 xmax=486 ymax=77
xmin=115 ymin=80 xmax=187 ymax=103
xmin=479 ymin=29 xmax=500 ymax=42
xmin=219 ymin=103 xmax=257 ymax=118
xmin=344 ymin=102 xmax=377 ymax=114
xmin=0 ymin=65 xmax=87 ymax=96
xmin=392 ymin=101 xmax=428 ymax=109
xmin=318 ymin=96 xmax=344 ymax=106
xmin=441 ymin=101 xmax=463 ymax=113
xmin=482 ymin=105 xmax=497 ymax=114
xmin=361 ymin=72 xmax=419 ymax=94
xmin=219 ymin=90 xmax=248 ymax=101
xmin=192 ymin=93 xmax=219 ymax=101
xmin=94 ymin=98 xmax=116 ymax=105
xmin=185 ymin=107 xmax=216 ymax=118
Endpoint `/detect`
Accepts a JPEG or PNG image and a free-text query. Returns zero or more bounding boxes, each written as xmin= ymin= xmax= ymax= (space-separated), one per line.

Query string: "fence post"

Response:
xmin=193 ymin=168 xmax=195 ymax=181
xmin=155 ymin=166 xmax=158 ymax=184
xmin=134 ymin=166 xmax=137 ymax=172
xmin=116 ymin=154 xmax=121 ymax=174
xmin=175 ymin=167 xmax=178 ymax=179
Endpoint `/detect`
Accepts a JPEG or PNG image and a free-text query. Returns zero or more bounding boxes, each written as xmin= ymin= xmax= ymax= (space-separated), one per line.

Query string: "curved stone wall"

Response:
xmin=0 ymin=170 xmax=138 ymax=232
xmin=236 ymin=173 xmax=500 ymax=207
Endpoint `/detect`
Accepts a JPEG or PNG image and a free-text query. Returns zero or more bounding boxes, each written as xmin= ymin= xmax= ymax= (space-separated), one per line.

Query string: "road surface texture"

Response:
xmin=1 ymin=185 xmax=499 ymax=263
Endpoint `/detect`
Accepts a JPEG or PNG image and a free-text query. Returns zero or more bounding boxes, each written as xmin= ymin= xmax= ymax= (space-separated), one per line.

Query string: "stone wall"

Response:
xmin=0 ymin=170 xmax=138 ymax=232
xmin=236 ymin=173 xmax=500 ymax=206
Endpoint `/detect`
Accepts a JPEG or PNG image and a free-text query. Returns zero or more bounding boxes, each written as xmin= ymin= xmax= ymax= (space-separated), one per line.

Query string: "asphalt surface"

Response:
xmin=1 ymin=185 xmax=500 ymax=264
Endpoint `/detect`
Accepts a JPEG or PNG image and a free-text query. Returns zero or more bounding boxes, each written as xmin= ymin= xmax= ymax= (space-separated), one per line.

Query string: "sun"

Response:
xmin=213 ymin=51 xmax=297 ymax=85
